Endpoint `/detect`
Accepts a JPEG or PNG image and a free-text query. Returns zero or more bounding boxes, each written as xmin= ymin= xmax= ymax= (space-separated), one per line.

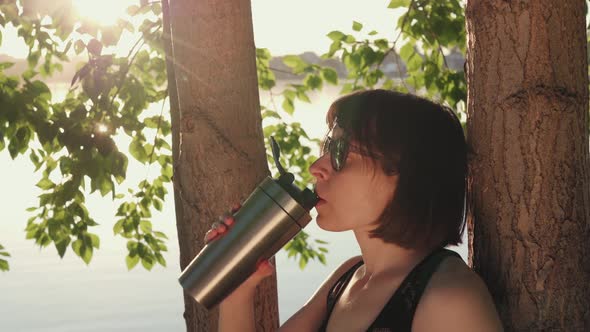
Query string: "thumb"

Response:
xmin=245 ymin=260 xmax=274 ymax=287
xmin=256 ymin=259 xmax=275 ymax=277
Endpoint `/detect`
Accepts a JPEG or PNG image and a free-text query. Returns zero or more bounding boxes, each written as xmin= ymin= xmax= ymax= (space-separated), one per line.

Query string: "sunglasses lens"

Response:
xmin=331 ymin=138 xmax=348 ymax=171
xmin=321 ymin=137 xmax=330 ymax=156
xmin=321 ymin=136 xmax=349 ymax=171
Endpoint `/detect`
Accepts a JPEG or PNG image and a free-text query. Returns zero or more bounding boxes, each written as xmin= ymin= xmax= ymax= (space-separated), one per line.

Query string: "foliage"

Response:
xmin=0 ymin=243 xmax=9 ymax=271
xmin=0 ymin=0 xmax=169 ymax=271
xmin=0 ymin=0 xmax=472 ymax=271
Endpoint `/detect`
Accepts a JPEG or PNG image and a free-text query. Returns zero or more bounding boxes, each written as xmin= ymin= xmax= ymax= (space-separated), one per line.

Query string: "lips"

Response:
xmin=315 ymin=190 xmax=327 ymax=206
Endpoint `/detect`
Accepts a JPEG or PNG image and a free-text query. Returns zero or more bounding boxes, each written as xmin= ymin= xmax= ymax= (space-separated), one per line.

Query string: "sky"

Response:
xmin=0 ymin=0 xmax=401 ymax=58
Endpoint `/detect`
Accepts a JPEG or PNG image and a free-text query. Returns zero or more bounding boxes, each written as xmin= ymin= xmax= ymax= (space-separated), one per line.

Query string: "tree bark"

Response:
xmin=167 ymin=0 xmax=279 ymax=331
xmin=465 ymin=0 xmax=590 ymax=330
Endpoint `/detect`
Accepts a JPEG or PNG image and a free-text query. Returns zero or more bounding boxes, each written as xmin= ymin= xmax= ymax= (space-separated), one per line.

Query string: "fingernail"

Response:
xmin=204 ymin=230 xmax=217 ymax=244
xmin=224 ymin=216 xmax=235 ymax=226
xmin=231 ymin=203 xmax=241 ymax=213
xmin=217 ymin=222 xmax=227 ymax=232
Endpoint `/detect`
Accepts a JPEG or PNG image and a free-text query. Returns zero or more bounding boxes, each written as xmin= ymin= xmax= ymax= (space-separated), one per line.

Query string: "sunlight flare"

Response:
xmin=95 ymin=123 xmax=109 ymax=133
xmin=72 ymin=0 xmax=133 ymax=26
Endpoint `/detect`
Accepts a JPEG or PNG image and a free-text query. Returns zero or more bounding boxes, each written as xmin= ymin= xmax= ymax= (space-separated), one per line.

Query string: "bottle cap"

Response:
xmin=270 ymin=136 xmax=320 ymax=210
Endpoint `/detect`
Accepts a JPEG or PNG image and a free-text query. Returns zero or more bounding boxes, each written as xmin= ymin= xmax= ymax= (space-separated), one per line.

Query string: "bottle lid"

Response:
xmin=270 ymin=136 xmax=319 ymax=210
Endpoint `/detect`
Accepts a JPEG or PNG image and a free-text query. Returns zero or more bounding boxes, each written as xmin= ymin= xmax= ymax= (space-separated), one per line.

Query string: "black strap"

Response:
xmin=319 ymin=248 xmax=462 ymax=332
xmin=368 ymin=248 xmax=461 ymax=331
xmin=319 ymin=259 xmax=364 ymax=332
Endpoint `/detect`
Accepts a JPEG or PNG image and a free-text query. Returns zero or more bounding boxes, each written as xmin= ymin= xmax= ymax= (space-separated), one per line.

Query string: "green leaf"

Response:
xmin=113 ymin=219 xmax=124 ymax=234
xmin=375 ymin=39 xmax=390 ymax=51
xmin=155 ymin=252 xmax=166 ymax=267
xmin=304 ymin=74 xmax=323 ymax=90
xmin=0 ymin=259 xmax=9 ymax=271
xmin=321 ymin=68 xmax=338 ymax=85
xmin=139 ymin=220 xmax=152 ymax=233
xmin=161 ymin=164 xmax=173 ymax=179
xmin=0 ymin=62 xmax=14 ymax=70
xmin=99 ymin=177 xmax=114 ymax=197
xmin=144 ymin=116 xmax=162 ymax=128
xmin=129 ymin=139 xmax=148 ymax=164
xmin=55 ymin=238 xmax=70 ymax=258
xmin=154 ymin=231 xmax=168 ymax=239
xmin=388 ymin=0 xmax=410 ymax=9
xmin=327 ymin=40 xmax=342 ymax=57
xmin=282 ymin=55 xmax=306 ymax=71
xmin=36 ymin=178 xmax=55 ymax=190
xmin=89 ymin=233 xmax=100 ymax=249
xmin=282 ymin=97 xmax=294 ymax=115
xmin=368 ymin=30 xmax=378 ymax=36
xmin=298 ymin=255 xmax=308 ymax=270
xmin=399 ymin=42 xmax=415 ymax=61
xmin=327 ymin=31 xmax=346 ymax=41
xmin=141 ymin=255 xmax=154 ymax=270
xmin=262 ymin=110 xmax=281 ymax=119
xmin=81 ymin=245 xmax=93 ymax=264
xmin=352 ymin=21 xmax=363 ymax=32
xmin=382 ymin=78 xmax=395 ymax=90
xmin=126 ymin=254 xmax=140 ymax=270
xmin=72 ymin=239 xmax=83 ymax=257
xmin=27 ymin=51 xmax=40 ymax=68
xmin=153 ymin=198 xmax=163 ymax=211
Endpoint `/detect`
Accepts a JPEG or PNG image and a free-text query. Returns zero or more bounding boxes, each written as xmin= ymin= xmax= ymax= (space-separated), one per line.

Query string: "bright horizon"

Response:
xmin=0 ymin=0 xmax=401 ymax=59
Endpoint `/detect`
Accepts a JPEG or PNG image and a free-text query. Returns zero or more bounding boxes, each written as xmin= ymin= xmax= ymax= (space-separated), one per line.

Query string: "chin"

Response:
xmin=315 ymin=215 xmax=348 ymax=232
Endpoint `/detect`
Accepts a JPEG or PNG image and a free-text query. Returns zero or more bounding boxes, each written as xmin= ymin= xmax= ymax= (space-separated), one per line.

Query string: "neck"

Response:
xmin=353 ymin=228 xmax=432 ymax=281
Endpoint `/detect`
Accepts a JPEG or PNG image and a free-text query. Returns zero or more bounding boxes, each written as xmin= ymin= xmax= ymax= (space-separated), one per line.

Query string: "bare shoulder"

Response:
xmin=412 ymin=254 xmax=504 ymax=332
xmin=279 ymin=255 xmax=363 ymax=332
xmin=301 ymin=254 xmax=363 ymax=308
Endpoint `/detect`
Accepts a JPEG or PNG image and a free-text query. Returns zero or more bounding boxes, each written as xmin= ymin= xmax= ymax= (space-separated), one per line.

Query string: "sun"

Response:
xmin=72 ymin=0 xmax=135 ymax=26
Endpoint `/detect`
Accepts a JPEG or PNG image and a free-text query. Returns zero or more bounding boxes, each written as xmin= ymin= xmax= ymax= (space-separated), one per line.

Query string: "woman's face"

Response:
xmin=309 ymin=124 xmax=398 ymax=232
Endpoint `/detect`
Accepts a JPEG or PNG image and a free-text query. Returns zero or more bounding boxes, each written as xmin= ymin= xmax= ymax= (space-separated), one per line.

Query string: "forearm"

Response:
xmin=218 ymin=290 xmax=256 ymax=332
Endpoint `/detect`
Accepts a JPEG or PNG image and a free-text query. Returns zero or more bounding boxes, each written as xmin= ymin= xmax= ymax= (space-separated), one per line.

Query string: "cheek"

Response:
xmin=357 ymin=176 xmax=396 ymax=221
xmin=332 ymin=180 xmax=390 ymax=225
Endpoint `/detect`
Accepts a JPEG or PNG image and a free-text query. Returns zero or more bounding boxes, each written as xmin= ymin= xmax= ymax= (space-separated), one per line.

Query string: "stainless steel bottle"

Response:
xmin=178 ymin=137 xmax=319 ymax=310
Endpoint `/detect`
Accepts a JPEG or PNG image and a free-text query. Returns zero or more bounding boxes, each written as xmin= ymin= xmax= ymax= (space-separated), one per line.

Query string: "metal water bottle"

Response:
xmin=178 ymin=137 xmax=319 ymax=310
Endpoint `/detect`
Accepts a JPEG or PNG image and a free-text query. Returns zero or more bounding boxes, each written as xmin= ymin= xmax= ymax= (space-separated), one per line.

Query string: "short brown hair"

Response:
xmin=326 ymin=89 xmax=468 ymax=250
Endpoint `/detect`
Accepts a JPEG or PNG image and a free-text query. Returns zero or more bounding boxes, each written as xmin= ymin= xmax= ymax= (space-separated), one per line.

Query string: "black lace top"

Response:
xmin=317 ymin=248 xmax=461 ymax=332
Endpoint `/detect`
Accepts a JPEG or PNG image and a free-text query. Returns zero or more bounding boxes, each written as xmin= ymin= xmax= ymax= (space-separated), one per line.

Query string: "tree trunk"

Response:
xmin=167 ymin=1 xmax=279 ymax=331
xmin=465 ymin=0 xmax=590 ymax=330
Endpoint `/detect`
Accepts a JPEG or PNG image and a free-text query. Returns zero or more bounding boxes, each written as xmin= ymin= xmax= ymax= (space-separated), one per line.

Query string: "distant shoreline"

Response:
xmin=1 ymin=50 xmax=464 ymax=84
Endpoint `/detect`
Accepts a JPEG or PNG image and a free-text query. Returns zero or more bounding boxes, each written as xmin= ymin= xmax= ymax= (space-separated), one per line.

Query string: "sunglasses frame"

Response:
xmin=322 ymin=135 xmax=350 ymax=172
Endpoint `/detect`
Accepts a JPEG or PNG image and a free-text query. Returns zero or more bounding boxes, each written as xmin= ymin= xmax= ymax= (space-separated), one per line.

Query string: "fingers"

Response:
xmin=231 ymin=203 xmax=241 ymax=214
xmin=203 ymin=203 xmax=241 ymax=245
xmin=203 ymin=228 xmax=218 ymax=244
xmin=256 ymin=259 xmax=275 ymax=277
xmin=222 ymin=215 xmax=235 ymax=226
xmin=203 ymin=221 xmax=227 ymax=244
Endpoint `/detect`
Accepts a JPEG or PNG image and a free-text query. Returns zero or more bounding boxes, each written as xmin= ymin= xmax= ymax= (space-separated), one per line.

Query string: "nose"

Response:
xmin=309 ymin=153 xmax=331 ymax=181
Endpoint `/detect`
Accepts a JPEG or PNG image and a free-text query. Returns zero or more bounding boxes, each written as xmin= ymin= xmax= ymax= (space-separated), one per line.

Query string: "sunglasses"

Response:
xmin=321 ymin=135 xmax=376 ymax=172
xmin=321 ymin=136 xmax=349 ymax=171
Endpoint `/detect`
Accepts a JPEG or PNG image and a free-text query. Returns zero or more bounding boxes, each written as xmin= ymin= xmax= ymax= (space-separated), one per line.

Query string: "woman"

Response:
xmin=208 ymin=89 xmax=503 ymax=331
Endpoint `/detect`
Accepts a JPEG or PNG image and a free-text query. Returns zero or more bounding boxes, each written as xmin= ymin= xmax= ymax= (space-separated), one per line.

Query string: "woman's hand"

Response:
xmin=204 ymin=203 xmax=275 ymax=301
